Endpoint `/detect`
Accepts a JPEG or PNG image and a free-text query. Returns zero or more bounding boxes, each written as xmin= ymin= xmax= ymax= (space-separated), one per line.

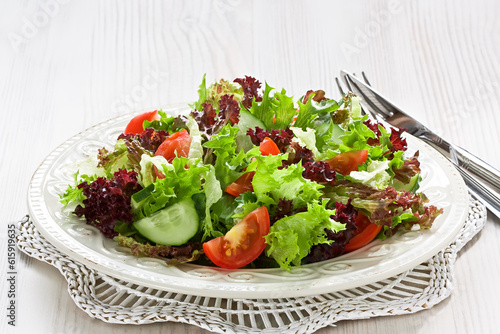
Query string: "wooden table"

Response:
xmin=2 ymin=1 xmax=499 ymax=333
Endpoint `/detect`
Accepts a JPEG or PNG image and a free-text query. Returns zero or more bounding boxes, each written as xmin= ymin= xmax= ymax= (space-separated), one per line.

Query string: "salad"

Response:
xmin=60 ymin=75 xmax=443 ymax=271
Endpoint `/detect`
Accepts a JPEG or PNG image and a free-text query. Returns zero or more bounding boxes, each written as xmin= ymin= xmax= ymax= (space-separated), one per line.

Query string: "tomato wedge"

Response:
xmin=327 ymin=149 xmax=368 ymax=175
xmin=203 ymin=206 xmax=270 ymax=269
xmin=225 ymin=171 xmax=255 ymax=197
xmin=124 ymin=110 xmax=159 ymax=135
xmin=259 ymin=137 xmax=280 ymax=156
xmin=154 ymin=129 xmax=191 ymax=163
xmin=344 ymin=213 xmax=382 ymax=252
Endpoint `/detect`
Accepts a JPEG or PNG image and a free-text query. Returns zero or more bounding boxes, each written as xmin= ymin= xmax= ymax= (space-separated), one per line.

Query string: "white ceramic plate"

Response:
xmin=28 ymin=105 xmax=469 ymax=299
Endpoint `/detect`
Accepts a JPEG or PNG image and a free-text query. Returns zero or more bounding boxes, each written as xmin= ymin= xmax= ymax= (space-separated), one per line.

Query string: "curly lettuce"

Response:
xmin=265 ymin=200 xmax=345 ymax=270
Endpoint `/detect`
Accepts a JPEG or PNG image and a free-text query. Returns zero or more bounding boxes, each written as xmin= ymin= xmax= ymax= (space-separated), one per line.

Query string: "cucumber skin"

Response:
xmin=131 ymin=183 xmax=155 ymax=209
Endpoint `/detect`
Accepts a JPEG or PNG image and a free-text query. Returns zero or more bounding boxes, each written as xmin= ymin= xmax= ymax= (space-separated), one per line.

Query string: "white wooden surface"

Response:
xmin=1 ymin=0 xmax=500 ymax=333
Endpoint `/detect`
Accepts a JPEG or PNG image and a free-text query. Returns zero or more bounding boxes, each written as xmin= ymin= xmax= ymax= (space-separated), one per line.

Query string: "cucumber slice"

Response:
xmin=133 ymin=198 xmax=199 ymax=246
xmin=391 ymin=174 xmax=421 ymax=192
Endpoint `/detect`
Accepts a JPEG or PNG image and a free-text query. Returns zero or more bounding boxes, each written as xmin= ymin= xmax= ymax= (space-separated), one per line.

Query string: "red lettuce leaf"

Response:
xmin=74 ymin=169 xmax=142 ymax=238
xmin=190 ymin=102 xmax=217 ymax=135
xmin=115 ymin=234 xmax=203 ymax=265
xmin=303 ymin=200 xmax=358 ymax=263
xmin=302 ymin=160 xmax=336 ymax=186
xmin=363 ymin=119 xmax=408 ymax=155
xmin=190 ymin=94 xmax=240 ymax=136
xmin=286 ymin=142 xmax=315 ymax=165
xmin=218 ymin=94 xmax=241 ymax=126
xmin=234 ymin=76 xmax=263 ymax=109
xmin=363 ymin=119 xmax=383 ymax=146
xmin=118 ymin=128 xmax=170 ymax=154
xmin=393 ymin=151 xmax=421 ymax=183
xmin=302 ymin=89 xmax=327 ymax=104
xmin=246 ymin=126 xmax=294 ymax=152
xmin=246 ymin=127 xmax=316 ymax=166
xmin=271 ymin=198 xmax=307 ymax=224
xmin=389 ymin=126 xmax=408 ymax=153
xmin=324 ymin=180 xmax=443 ymax=230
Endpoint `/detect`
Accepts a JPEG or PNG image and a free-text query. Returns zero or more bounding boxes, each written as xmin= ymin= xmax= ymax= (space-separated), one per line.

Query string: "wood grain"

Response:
xmin=1 ymin=0 xmax=499 ymax=333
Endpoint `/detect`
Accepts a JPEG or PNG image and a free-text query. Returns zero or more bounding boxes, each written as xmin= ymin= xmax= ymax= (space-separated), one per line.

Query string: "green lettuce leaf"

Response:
xmin=251 ymin=154 xmax=324 ymax=209
xmin=294 ymin=95 xmax=342 ymax=130
xmin=189 ymin=74 xmax=207 ymax=111
xmin=248 ymin=82 xmax=275 ymax=129
xmin=290 ymin=126 xmax=320 ymax=158
xmin=138 ymin=154 xmax=172 ymax=187
xmin=346 ymin=159 xmax=392 ymax=189
xmin=143 ymin=109 xmax=177 ymax=132
xmin=201 ymin=165 xmax=224 ymax=240
xmin=350 ymin=95 xmax=362 ymax=120
xmin=190 ymin=74 xmax=244 ymax=111
xmin=97 ymin=139 xmax=132 ymax=176
xmin=132 ymin=156 xmax=209 ymax=220
xmin=206 ymin=79 xmax=243 ymax=109
xmin=185 ymin=115 xmax=204 ymax=163
xmin=231 ymin=191 xmax=260 ymax=220
xmin=272 ymin=88 xmax=297 ymax=129
xmin=203 ymin=124 xmax=260 ymax=189
xmin=59 ymin=171 xmax=97 ymax=208
xmin=265 ymin=200 xmax=344 ymax=270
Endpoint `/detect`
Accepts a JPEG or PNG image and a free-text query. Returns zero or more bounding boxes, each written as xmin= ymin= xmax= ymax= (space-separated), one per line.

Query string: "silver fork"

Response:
xmin=335 ymin=72 xmax=500 ymax=218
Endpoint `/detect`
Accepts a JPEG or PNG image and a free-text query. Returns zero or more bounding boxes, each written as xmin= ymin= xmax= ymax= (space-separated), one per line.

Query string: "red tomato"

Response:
xmin=203 ymin=206 xmax=270 ymax=269
xmin=259 ymin=137 xmax=280 ymax=156
xmin=225 ymin=171 xmax=255 ymax=197
xmin=154 ymin=166 xmax=165 ymax=180
xmin=124 ymin=110 xmax=159 ymax=135
xmin=154 ymin=129 xmax=191 ymax=163
xmin=344 ymin=213 xmax=382 ymax=252
xmin=327 ymin=149 xmax=368 ymax=175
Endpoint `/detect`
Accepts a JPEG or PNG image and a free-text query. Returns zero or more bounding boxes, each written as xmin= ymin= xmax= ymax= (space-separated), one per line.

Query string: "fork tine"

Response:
xmin=354 ymin=72 xmax=375 ymax=118
xmin=351 ymin=73 xmax=395 ymax=119
xmin=361 ymin=71 xmax=371 ymax=86
xmin=335 ymin=77 xmax=346 ymax=96
xmin=344 ymin=73 xmax=355 ymax=92
xmin=336 ymin=73 xmax=367 ymax=116
xmin=357 ymin=71 xmax=395 ymax=118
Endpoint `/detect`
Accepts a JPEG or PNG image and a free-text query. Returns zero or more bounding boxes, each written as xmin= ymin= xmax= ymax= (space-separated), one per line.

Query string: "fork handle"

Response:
xmin=456 ymin=165 xmax=500 ymax=219
xmin=451 ymin=144 xmax=500 ymax=191
xmin=423 ymin=137 xmax=500 ymax=218
xmin=423 ymin=133 xmax=500 ymax=191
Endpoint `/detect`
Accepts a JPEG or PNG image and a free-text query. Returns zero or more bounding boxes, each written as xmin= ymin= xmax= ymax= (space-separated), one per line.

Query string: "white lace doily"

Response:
xmin=16 ymin=197 xmax=486 ymax=334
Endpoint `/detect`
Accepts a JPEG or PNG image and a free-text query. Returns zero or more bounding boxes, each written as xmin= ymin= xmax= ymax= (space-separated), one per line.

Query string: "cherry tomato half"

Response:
xmin=203 ymin=206 xmax=270 ymax=269
xmin=327 ymin=149 xmax=368 ymax=175
xmin=124 ymin=110 xmax=159 ymax=135
xmin=259 ymin=137 xmax=280 ymax=156
xmin=154 ymin=129 xmax=191 ymax=163
xmin=225 ymin=171 xmax=255 ymax=197
xmin=344 ymin=213 xmax=382 ymax=252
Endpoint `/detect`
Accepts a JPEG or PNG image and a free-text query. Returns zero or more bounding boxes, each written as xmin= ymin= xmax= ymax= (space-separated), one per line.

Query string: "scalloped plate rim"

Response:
xmin=27 ymin=105 xmax=469 ymax=299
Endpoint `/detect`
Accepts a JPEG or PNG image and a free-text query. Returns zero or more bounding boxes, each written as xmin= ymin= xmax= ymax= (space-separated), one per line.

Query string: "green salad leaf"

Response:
xmin=265 ymin=200 xmax=344 ymax=270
